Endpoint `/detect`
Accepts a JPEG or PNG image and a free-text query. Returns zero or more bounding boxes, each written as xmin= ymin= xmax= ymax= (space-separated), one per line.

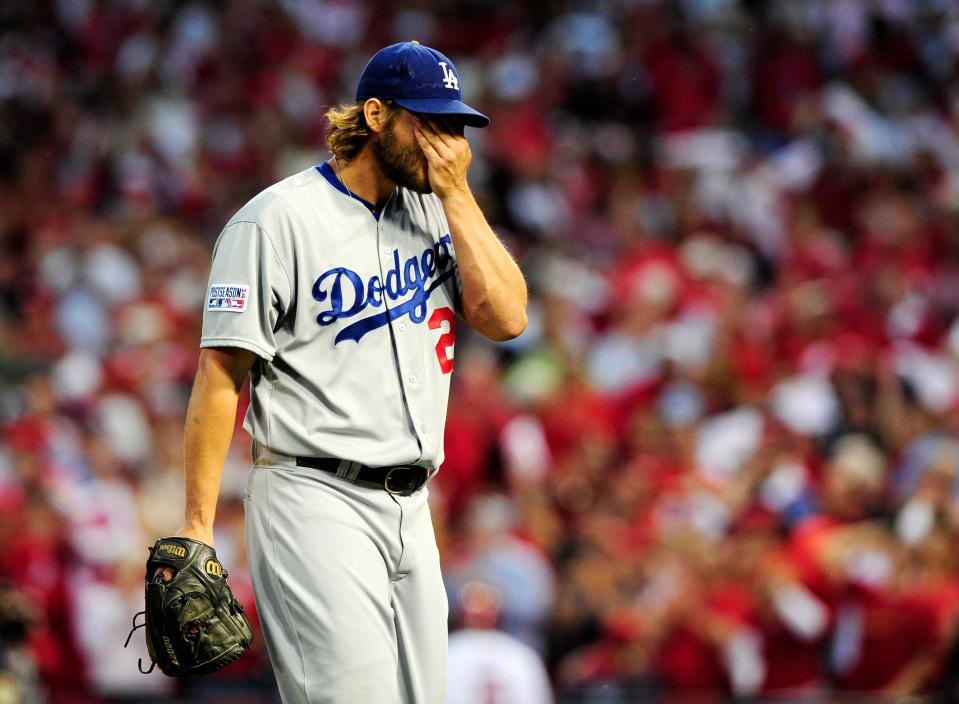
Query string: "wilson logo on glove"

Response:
xmin=158 ymin=543 xmax=187 ymax=557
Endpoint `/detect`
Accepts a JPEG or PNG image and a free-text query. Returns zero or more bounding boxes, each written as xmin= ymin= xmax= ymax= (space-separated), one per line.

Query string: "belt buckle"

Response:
xmin=383 ymin=465 xmax=428 ymax=496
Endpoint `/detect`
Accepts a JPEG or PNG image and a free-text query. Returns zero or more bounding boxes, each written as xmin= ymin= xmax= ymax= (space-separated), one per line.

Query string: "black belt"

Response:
xmin=295 ymin=457 xmax=430 ymax=496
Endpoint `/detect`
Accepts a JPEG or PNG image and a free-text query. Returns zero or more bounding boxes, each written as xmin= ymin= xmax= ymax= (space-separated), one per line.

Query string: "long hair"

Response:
xmin=324 ymin=101 xmax=395 ymax=161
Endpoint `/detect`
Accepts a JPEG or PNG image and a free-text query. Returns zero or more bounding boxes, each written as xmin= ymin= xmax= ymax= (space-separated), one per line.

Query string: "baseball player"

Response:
xmin=163 ymin=41 xmax=527 ymax=704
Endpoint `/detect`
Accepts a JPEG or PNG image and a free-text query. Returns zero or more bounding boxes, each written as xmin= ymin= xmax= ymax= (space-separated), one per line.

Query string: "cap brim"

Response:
xmin=393 ymin=97 xmax=490 ymax=128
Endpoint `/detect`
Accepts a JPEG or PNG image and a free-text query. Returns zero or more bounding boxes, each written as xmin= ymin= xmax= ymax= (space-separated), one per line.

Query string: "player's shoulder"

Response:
xmin=225 ymin=166 xmax=327 ymax=234
xmin=448 ymin=628 xmax=524 ymax=649
xmin=448 ymin=629 xmax=545 ymax=668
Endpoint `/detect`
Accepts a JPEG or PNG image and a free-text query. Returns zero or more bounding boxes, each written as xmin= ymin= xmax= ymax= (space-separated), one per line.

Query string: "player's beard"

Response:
xmin=372 ymin=122 xmax=431 ymax=194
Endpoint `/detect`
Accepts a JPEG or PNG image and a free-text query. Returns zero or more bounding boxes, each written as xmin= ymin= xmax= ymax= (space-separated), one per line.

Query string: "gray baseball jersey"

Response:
xmin=200 ymin=162 xmax=462 ymax=470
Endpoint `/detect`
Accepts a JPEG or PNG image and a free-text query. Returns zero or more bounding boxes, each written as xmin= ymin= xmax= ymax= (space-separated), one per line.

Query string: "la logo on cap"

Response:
xmin=439 ymin=62 xmax=459 ymax=90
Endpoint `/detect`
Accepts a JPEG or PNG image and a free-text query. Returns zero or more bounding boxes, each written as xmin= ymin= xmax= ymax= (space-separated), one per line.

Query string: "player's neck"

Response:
xmin=333 ymin=151 xmax=395 ymax=210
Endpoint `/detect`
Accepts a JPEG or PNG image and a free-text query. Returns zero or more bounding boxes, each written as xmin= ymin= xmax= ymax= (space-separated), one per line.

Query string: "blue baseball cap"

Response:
xmin=356 ymin=41 xmax=490 ymax=128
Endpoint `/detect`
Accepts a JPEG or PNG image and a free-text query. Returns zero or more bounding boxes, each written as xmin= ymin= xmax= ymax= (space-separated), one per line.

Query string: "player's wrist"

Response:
xmin=435 ymin=183 xmax=474 ymax=205
xmin=176 ymin=520 xmax=215 ymax=546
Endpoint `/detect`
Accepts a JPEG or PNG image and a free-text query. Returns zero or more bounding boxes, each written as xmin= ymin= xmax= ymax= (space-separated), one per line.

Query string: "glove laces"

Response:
xmin=123 ymin=609 xmax=157 ymax=674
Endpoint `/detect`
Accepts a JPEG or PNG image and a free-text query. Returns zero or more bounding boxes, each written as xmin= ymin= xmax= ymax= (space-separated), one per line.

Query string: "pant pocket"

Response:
xmin=243 ymin=466 xmax=258 ymax=504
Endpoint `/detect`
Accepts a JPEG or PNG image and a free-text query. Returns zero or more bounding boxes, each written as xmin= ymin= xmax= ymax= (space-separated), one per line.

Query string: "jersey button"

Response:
xmin=398 ymin=323 xmax=407 ymax=332
xmin=383 ymin=247 xmax=392 ymax=255
xmin=408 ymin=374 xmax=418 ymax=384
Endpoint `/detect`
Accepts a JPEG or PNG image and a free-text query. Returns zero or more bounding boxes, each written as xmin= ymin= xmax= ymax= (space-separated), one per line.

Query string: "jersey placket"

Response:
xmin=376 ymin=217 xmax=431 ymax=466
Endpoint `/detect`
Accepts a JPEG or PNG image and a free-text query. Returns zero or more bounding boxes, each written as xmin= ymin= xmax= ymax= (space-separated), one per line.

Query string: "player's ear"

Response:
xmin=363 ymin=99 xmax=392 ymax=135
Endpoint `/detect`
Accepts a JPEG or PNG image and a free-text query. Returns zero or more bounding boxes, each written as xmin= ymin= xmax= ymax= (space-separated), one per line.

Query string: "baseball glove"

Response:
xmin=125 ymin=536 xmax=253 ymax=677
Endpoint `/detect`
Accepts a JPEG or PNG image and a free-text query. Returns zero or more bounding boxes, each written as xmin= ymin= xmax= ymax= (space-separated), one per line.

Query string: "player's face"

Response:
xmin=372 ymin=109 xmax=431 ymax=194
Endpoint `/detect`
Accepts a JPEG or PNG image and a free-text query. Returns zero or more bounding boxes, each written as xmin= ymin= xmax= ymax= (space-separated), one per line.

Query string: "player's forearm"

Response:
xmin=182 ymin=348 xmax=254 ymax=537
xmin=182 ymin=376 xmax=239 ymax=534
xmin=441 ymin=188 xmax=528 ymax=341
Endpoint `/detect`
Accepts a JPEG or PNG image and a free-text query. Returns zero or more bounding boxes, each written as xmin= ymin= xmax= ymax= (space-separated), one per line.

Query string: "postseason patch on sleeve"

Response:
xmin=207 ymin=283 xmax=249 ymax=312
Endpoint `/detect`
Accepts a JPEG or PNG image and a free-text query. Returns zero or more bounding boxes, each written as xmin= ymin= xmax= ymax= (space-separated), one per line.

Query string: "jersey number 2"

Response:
xmin=429 ymin=307 xmax=455 ymax=374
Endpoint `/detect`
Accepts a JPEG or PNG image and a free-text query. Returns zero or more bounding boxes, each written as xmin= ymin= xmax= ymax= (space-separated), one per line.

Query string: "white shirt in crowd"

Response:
xmin=446 ymin=628 xmax=553 ymax=704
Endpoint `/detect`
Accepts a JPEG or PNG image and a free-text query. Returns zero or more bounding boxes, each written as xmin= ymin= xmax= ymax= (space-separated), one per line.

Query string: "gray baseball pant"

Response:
xmin=243 ymin=446 xmax=448 ymax=704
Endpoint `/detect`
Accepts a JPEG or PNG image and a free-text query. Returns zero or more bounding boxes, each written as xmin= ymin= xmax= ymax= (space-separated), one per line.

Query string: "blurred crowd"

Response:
xmin=2 ymin=0 xmax=959 ymax=702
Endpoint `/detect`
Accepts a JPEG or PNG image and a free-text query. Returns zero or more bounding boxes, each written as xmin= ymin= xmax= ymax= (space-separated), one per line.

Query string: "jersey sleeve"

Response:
xmin=200 ymin=220 xmax=293 ymax=361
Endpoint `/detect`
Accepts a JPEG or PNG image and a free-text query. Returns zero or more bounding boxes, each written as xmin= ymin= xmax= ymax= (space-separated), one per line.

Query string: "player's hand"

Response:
xmin=413 ymin=116 xmax=471 ymax=199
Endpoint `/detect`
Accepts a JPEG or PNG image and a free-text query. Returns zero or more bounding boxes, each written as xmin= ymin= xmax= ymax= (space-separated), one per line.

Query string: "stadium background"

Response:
xmin=2 ymin=0 xmax=959 ymax=702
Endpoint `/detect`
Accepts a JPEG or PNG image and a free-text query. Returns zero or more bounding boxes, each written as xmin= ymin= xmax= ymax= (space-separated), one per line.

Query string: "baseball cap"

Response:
xmin=356 ymin=41 xmax=490 ymax=128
